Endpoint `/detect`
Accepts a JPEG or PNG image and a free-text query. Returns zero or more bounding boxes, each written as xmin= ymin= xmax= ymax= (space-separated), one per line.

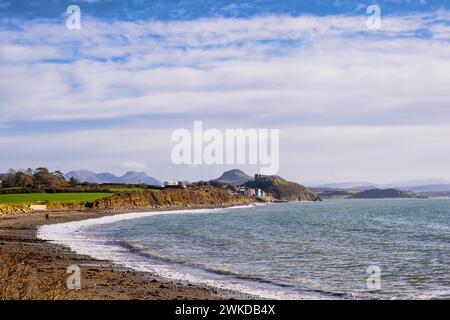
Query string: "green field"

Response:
xmin=0 ymin=193 xmax=113 ymax=204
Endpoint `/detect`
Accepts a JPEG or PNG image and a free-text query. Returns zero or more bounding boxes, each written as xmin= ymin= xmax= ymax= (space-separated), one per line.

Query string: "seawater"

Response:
xmin=38 ymin=199 xmax=450 ymax=299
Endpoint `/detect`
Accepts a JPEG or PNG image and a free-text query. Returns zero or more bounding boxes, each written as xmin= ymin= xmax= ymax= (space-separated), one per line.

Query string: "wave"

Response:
xmin=37 ymin=206 xmax=341 ymax=300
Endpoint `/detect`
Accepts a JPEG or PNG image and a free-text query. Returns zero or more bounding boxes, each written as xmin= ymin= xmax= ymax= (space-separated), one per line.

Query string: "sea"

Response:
xmin=38 ymin=199 xmax=450 ymax=299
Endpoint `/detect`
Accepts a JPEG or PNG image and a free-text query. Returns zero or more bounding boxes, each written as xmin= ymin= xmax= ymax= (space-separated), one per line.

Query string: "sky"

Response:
xmin=1 ymin=0 xmax=450 ymax=184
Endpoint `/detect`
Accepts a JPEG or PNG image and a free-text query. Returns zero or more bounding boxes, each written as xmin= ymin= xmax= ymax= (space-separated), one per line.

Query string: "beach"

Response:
xmin=2 ymin=199 xmax=448 ymax=300
xmin=0 ymin=208 xmax=226 ymax=300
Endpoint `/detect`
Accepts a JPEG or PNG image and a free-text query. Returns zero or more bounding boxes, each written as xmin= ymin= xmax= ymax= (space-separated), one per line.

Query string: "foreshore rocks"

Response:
xmin=0 ymin=204 xmax=33 ymax=215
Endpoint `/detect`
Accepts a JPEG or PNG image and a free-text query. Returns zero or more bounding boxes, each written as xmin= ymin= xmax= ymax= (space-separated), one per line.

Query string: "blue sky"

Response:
xmin=0 ymin=0 xmax=449 ymax=19
xmin=1 ymin=0 xmax=450 ymax=184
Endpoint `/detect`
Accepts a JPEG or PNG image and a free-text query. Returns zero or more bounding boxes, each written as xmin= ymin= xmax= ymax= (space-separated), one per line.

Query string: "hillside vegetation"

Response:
xmin=350 ymin=188 xmax=417 ymax=199
xmin=244 ymin=176 xmax=321 ymax=201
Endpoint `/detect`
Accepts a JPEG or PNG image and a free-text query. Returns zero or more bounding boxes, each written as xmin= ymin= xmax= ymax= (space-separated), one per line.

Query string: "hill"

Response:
xmin=243 ymin=175 xmax=320 ymax=201
xmin=211 ymin=169 xmax=253 ymax=187
xmin=65 ymin=170 xmax=162 ymax=186
xmin=311 ymin=179 xmax=450 ymax=193
xmin=350 ymin=188 xmax=417 ymax=199
xmin=310 ymin=188 xmax=358 ymax=200
xmin=384 ymin=179 xmax=450 ymax=189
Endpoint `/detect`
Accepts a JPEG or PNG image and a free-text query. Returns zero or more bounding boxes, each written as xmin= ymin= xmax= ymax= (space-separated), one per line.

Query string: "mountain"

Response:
xmin=119 ymin=171 xmax=162 ymax=185
xmin=383 ymin=179 xmax=450 ymax=188
xmin=65 ymin=170 xmax=162 ymax=186
xmin=243 ymin=175 xmax=321 ymax=201
xmin=311 ymin=179 xmax=450 ymax=193
xmin=350 ymin=188 xmax=417 ymax=199
xmin=65 ymin=170 xmax=100 ymax=183
xmin=211 ymin=169 xmax=253 ymax=187
xmin=399 ymin=184 xmax=450 ymax=193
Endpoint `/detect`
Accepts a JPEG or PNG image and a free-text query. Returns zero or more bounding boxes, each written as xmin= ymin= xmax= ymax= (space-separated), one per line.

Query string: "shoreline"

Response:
xmin=0 ymin=205 xmax=253 ymax=300
xmin=37 ymin=203 xmax=308 ymax=300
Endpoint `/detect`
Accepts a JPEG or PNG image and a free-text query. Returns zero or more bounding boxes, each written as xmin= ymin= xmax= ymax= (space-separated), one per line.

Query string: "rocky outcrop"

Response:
xmin=0 ymin=204 xmax=33 ymax=215
xmin=0 ymin=203 xmax=83 ymax=215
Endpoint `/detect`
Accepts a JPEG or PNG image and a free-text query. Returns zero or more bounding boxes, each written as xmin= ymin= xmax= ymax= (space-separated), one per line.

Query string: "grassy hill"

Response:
xmin=310 ymin=188 xmax=359 ymax=199
xmin=350 ymin=188 xmax=417 ymax=199
xmin=243 ymin=176 xmax=320 ymax=201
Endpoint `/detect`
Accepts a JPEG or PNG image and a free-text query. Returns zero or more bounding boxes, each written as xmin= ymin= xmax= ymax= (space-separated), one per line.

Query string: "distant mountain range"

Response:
xmin=310 ymin=179 xmax=450 ymax=193
xmin=310 ymin=182 xmax=377 ymax=190
xmin=65 ymin=170 xmax=162 ymax=186
xmin=402 ymin=184 xmax=450 ymax=193
xmin=383 ymin=179 xmax=450 ymax=188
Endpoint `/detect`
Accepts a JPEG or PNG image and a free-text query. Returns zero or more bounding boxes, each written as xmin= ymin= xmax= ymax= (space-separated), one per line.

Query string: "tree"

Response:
xmin=14 ymin=171 xmax=32 ymax=188
xmin=32 ymin=168 xmax=66 ymax=189
xmin=6 ymin=169 xmax=16 ymax=188
xmin=2 ymin=168 xmax=68 ymax=189
xmin=35 ymin=167 xmax=49 ymax=174
xmin=69 ymin=177 xmax=81 ymax=186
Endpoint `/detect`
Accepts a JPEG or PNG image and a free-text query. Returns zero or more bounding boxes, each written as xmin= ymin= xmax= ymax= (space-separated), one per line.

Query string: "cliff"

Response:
xmin=89 ymin=184 xmax=252 ymax=210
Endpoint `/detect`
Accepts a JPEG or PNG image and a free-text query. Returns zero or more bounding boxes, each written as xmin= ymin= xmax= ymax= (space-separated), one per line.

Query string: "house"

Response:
xmin=164 ymin=180 xmax=187 ymax=188
xmin=255 ymin=188 xmax=265 ymax=197
xmin=164 ymin=180 xmax=180 ymax=186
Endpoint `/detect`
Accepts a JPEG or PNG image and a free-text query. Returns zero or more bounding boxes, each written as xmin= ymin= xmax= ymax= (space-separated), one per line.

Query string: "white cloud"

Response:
xmin=0 ymin=13 xmax=449 ymax=123
xmin=0 ymin=44 xmax=60 ymax=62
xmin=1 ymin=13 xmax=450 ymax=182
xmin=280 ymin=125 xmax=450 ymax=184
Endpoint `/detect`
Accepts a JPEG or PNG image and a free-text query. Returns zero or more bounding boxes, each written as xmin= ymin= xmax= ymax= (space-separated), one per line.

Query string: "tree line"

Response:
xmin=0 ymin=168 xmax=80 ymax=189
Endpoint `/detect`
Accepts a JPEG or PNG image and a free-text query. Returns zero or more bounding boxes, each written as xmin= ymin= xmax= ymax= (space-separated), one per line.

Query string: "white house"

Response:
xmin=255 ymin=188 xmax=265 ymax=197
xmin=164 ymin=180 xmax=180 ymax=186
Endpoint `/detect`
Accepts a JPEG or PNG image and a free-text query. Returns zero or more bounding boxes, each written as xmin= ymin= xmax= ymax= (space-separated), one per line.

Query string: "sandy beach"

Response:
xmin=0 ymin=208 xmax=230 ymax=300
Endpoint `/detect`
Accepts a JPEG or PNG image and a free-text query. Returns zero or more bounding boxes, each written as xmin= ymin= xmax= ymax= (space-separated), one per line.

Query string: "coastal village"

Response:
xmin=164 ymin=174 xmax=267 ymax=199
